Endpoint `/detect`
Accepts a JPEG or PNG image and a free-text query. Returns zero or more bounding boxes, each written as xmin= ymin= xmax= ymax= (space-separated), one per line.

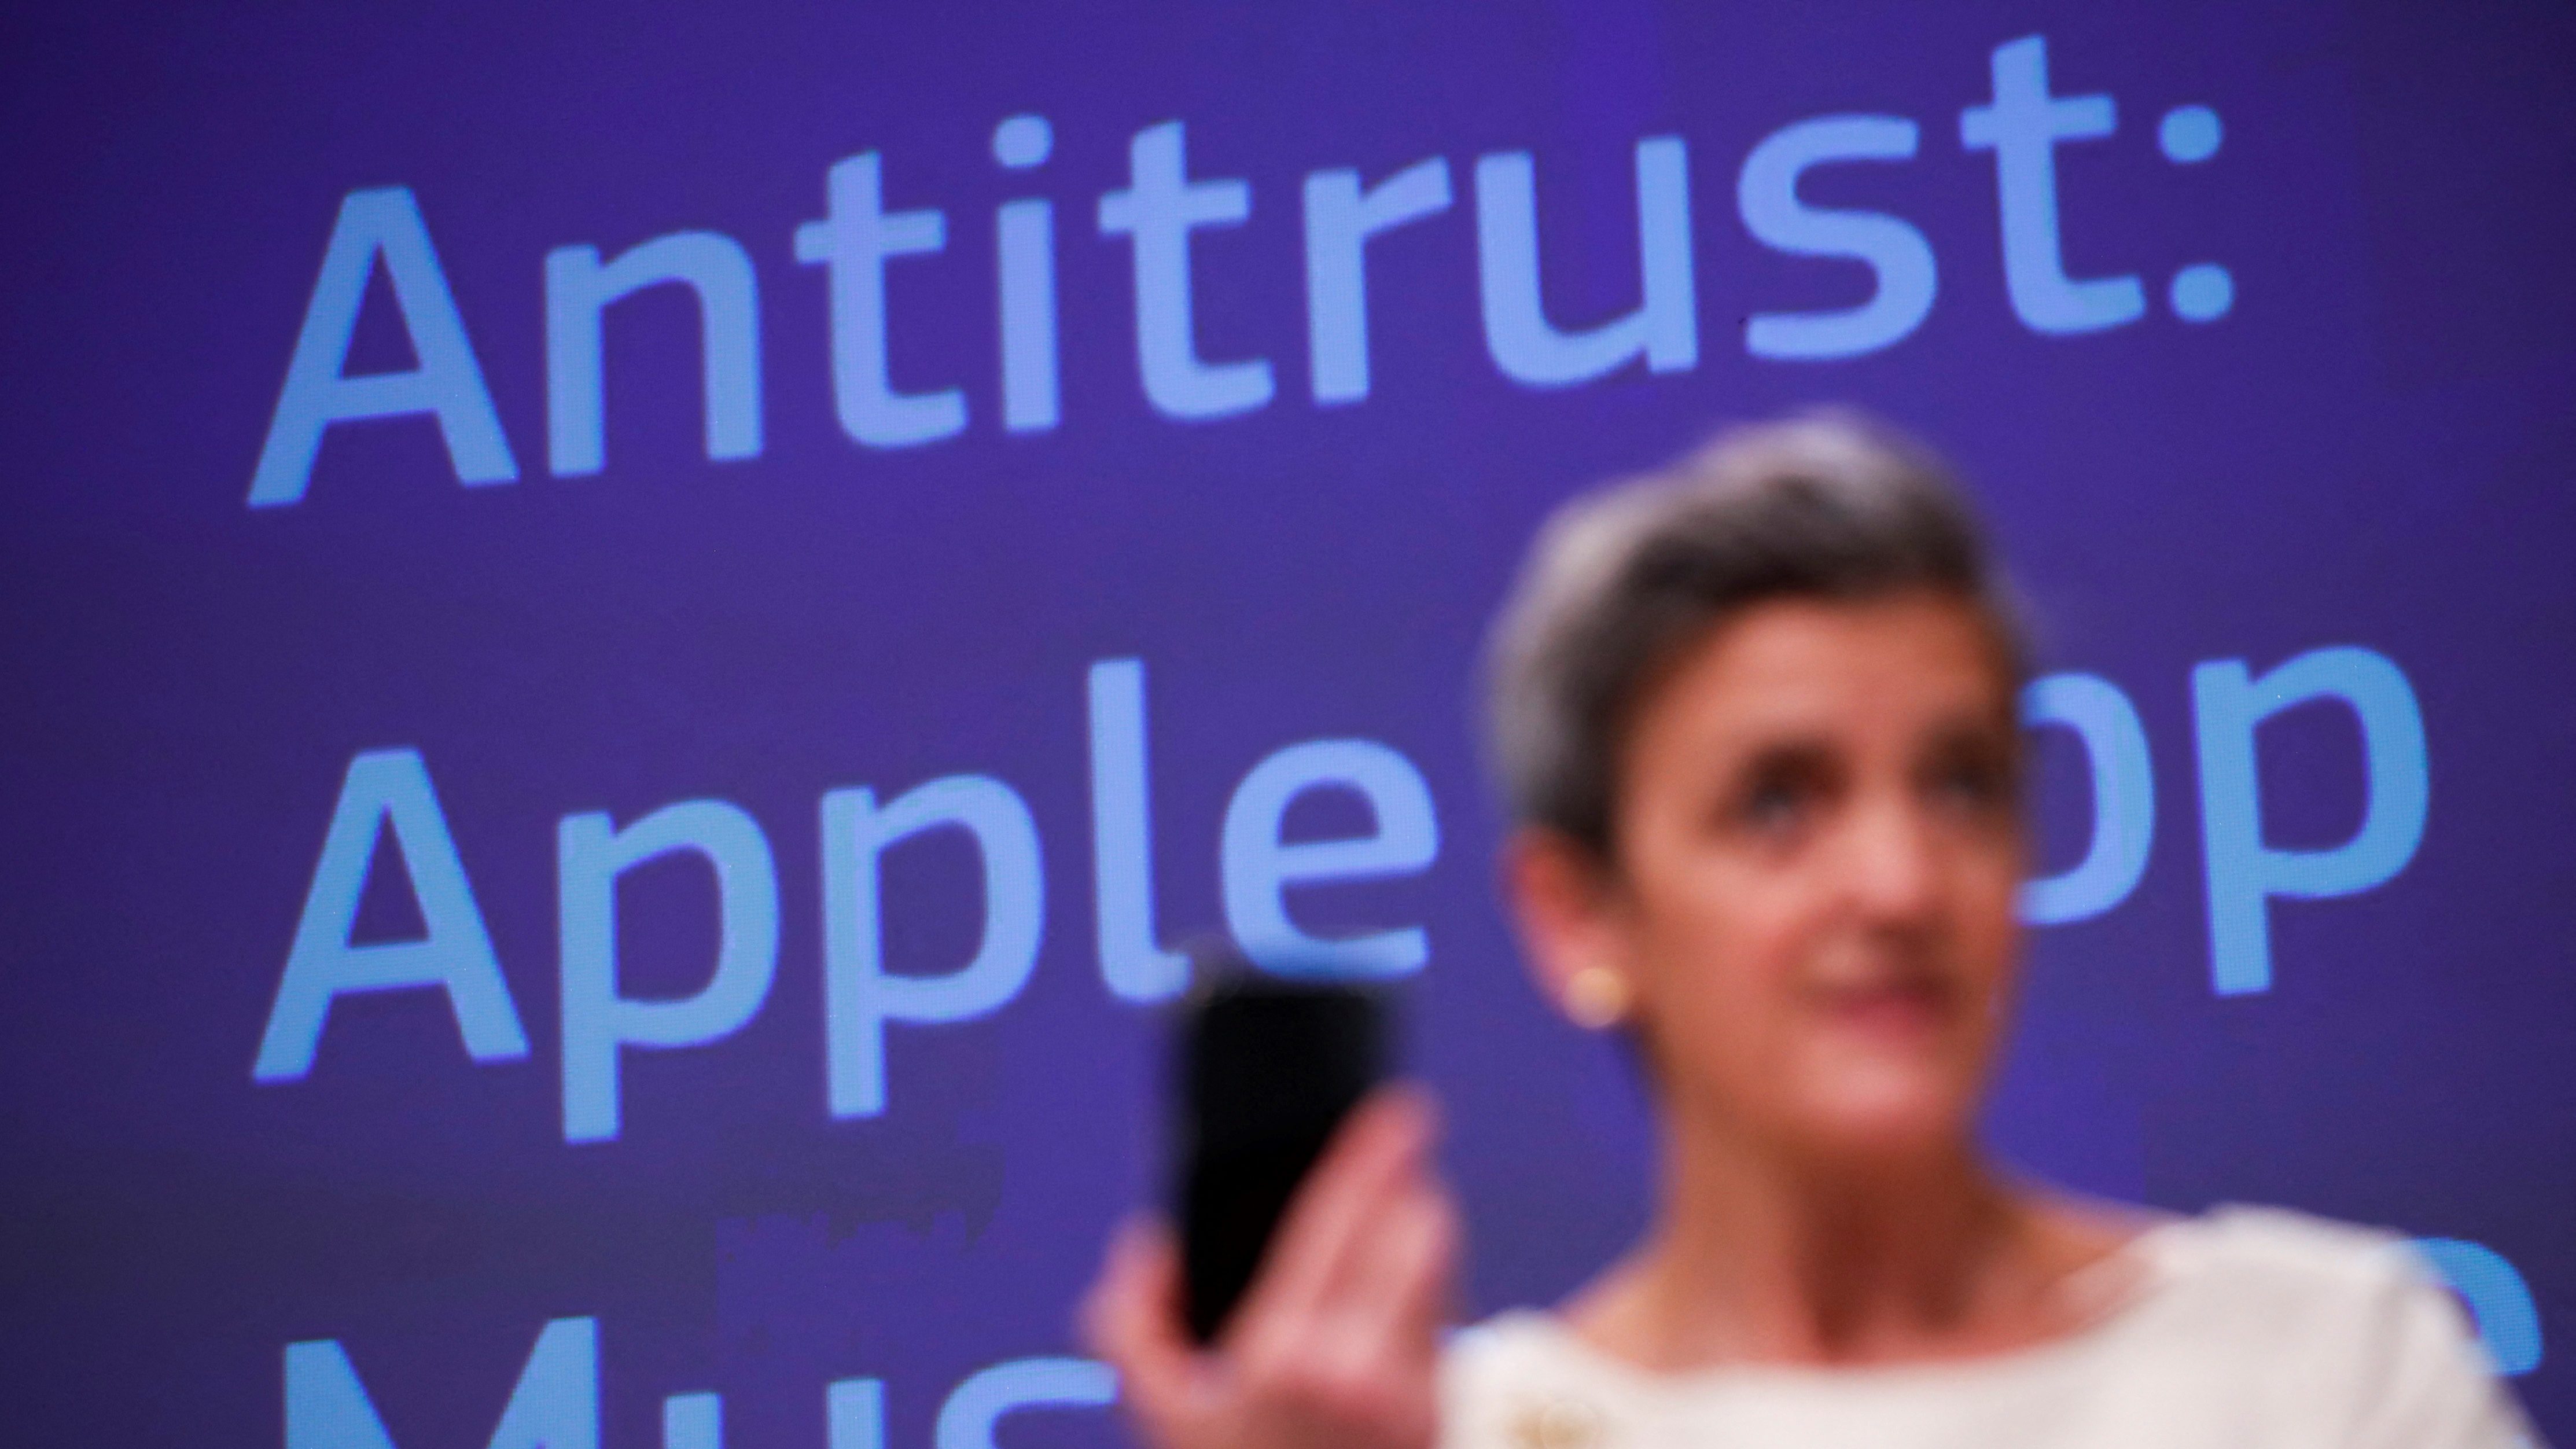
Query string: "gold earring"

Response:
xmin=1562 ymin=966 xmax=1631 ymax=1030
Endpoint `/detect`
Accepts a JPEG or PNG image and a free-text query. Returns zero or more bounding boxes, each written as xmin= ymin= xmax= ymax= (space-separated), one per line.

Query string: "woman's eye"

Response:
xmin=1740 ymin=775 xmax=1810 ymax=830
xmin=1931 ymin=758 xmax=2010 ymax=813
xmin=1724 ymin=746 xmax=1834 ymax=838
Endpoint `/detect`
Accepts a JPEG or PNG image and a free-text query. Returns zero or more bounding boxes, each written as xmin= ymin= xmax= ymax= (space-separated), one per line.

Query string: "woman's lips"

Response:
xmin=1813 ymin=977 xmax=1952 ymax=1041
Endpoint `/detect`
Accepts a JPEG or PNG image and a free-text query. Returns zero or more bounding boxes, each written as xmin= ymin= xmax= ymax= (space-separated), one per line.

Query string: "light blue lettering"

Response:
xmin=1736 ymin=115 xmax=1937 ymax=360
xmin=994 ymin=113 xmax=1058 ymax=433
xmin=253 ymin=749 xmax=525 ymax=1082
xmin=1098 ymin=121 xmax=1274 ymax=420
xmin=2019 ymin=672 xmax=2155 ymax=925
xmin=1960 ymin=36 xmax=2143 ymax=335
xmin=558 ymin=800 xmax=780 ymax=1143
xmin=284 ymin=1341 xmax=407 ymax=1449
xmin=936 ymin=1359 xmax=1117 ymax=1449
xmin=1474 ymin=138 xmax=1696 ymax=387
xmin=285 ymin=1318 xmax=595 ymax=1449
xmin=1089 ymin=659 xmax=1188 ymax=1002
xmin=826 ymin=1380 xmax=884 ymax=1449
xmin=249 ymin=187 xmax=517 ymax=507
xmin=2192 ymin=646 xmax=2429 ymax=995
xmin=2158 ymin=105 xmax=2223 ymax=165
xmin=1302 ymin=157 xmax=1452 ymax=405
xmin=2412 ymin=1238 xmax=2543 ymax=1377
xmin=544 ymin=231 xmax=762 ymax=477
xmin=2169 ymin=263 xmax=2235 ymax=323
xmin=663 ymin=1393 xmax=720 ymax=1449
xmin=822 ymin=776 xmax=1044 ymax=1116
xmin=794 ymin=153 xmax=965 ymax=447
xmin=1220 ymin=738 xmax=1438 ymax=977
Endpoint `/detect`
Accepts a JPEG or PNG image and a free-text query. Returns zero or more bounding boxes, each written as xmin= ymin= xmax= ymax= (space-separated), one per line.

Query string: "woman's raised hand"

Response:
xmin=1082 ymin=1087 xmax=1459 ymax=1449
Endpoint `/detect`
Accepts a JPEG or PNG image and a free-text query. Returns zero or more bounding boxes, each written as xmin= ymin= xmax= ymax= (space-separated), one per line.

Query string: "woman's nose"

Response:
xmin=1842 ymin=796 xmax=1943 ymax=925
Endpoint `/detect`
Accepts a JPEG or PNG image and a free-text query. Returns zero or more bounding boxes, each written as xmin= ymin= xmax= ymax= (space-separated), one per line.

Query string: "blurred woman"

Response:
xmin=1085 ymin=412 xmax=2532 ymax=1449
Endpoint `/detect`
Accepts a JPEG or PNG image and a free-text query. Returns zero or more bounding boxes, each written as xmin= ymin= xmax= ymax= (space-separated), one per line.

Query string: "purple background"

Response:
xmin=4 ymin=0 xmax=2572 ymax=1443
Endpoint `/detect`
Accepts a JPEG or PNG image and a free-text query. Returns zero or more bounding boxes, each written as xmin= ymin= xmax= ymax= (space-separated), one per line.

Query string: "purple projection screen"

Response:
xmin=4 ymin=1 xmax=2572 ymax=1444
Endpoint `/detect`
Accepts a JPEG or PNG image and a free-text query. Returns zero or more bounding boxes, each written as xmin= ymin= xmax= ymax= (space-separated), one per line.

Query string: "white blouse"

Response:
xmin=1440 ymin=1207 xmax=2538 ymax=1449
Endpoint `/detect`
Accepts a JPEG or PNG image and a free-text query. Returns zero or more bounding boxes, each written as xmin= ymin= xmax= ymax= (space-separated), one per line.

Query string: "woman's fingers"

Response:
xmin=1083 ymin=1088 xmax=1453 ymax=1449
xmin=1329 ymin=1183 xmax=1460 ymax=1359
xmin=1226 ymin=1179 xmax=1454 ymax=1448
xmin=1080 ymin=1218 xmax=1204 ymax=1440
xmin=1230 ymin=1086 xmax=1438 ymax=1345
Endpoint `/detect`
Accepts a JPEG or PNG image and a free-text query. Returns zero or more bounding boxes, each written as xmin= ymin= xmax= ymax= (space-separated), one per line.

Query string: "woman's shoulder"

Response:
xmin=1439 ymin=1307 xmax=1598 ymax=1397
xmin=1438 ymin=1309 xmax=1643 ymax=1449
xmin=1436 ymin=1207 xmax=2526 ymax=1447
xmin=1436 ymin=1205 xmax=2442 ymax=1367
xmin=2139 ymin=1203 xmax=2446 ymax=1323
xmin=2152 ymin=1202 xmax=2413 ymax=1274
xmin=2136 ymin=1205 xmax=2530 ymax=1443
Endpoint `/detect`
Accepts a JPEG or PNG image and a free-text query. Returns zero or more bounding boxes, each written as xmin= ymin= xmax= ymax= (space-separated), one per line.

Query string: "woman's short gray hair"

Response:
xmin=1482 ymin=409 xmax=2030 ymax=859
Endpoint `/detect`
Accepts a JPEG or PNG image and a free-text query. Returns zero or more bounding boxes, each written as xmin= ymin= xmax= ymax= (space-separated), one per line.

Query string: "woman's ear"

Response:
xmin=1503 ymin=828 xmax=1635 ymax=1028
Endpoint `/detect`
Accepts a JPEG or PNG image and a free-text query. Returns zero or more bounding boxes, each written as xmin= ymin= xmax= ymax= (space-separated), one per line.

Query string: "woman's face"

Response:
xmin=1522 ymin=590 xmax=2026 ymax=1167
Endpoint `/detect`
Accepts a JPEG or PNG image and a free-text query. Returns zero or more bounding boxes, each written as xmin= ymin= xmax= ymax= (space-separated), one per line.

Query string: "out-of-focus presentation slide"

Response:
xmin=3 ymin=1 xmax=2567 ymax=1445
